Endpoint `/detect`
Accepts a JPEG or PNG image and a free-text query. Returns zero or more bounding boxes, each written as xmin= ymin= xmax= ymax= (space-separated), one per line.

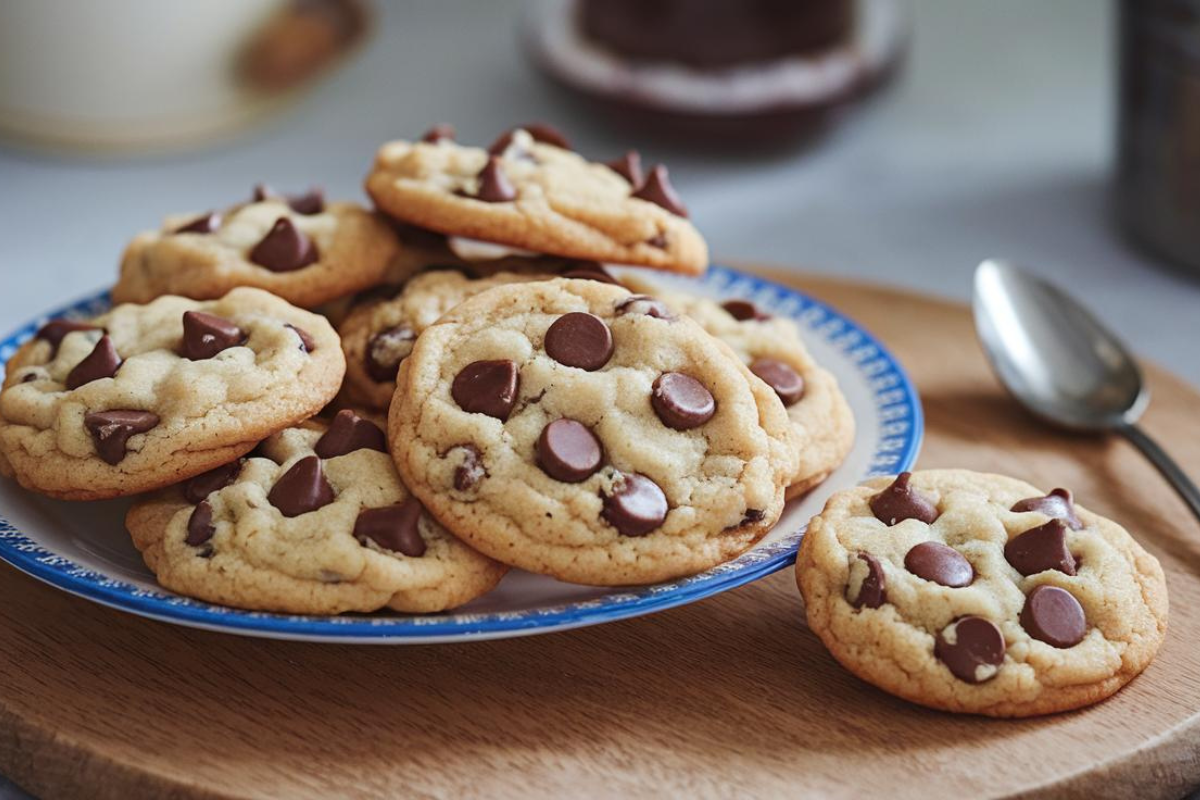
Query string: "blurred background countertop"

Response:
xmin=2 ymin=1 xmax=1197 ymax=384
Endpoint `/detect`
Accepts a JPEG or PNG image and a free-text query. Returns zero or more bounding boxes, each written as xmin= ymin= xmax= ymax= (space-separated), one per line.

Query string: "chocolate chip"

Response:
xmin=66 ymin=335 xmax=122 ymax=389
xmin=544 ymin=312 xmax=613 ymax=371
xmin=175 ymin=212 xmax=221 ymax=234
xmin=268 ymin=456 xmax=335 ymax=517
xmin=560 ymin=262 xmax=618 ymax=284
xmin=249 ymin=217 xmax=319 ymax=272
xmin=652 ymin=373 xmax=715 ymax=430
xmin=935 ymin=617 xmax=1006 ymax=683
xmin=904 ymin=541 xmax=973 ymax=587
xmin=848 ymin=553 xmax=887 ymax=609
xmin=421 ymin=123 xmax=455 ymax=143
xmin=287 ymin=188 xmax=324 ymax=215
xmin=186 ymin=501 xmax=216 ymax=547
xmin=1004 ymin=519 xmax=1077 ymax=576
xmin=1011 ymin=487 xmax=1083 ymax=530
xmin=314 ymin=409 xmax=387 ymax=458
xmin=184 ymin=460 xmax=243 ymax=504
xmin=488 ymin=123 xmax=572 ymax=155
xmin=1020 ymin=585 xmax=1087 ymax=648
xmin=83 ymin=410 xmax=159 ymax=465
xmin=605 ymin=150 xmax=644 ymax=185
xmin=353 ymin=499 xmax=426 ymax=557
xmin=451 ymin=360 xmax=519 ymax=420
xmin=536 ymin=419 xmax=603 ymax=483
xmin=646 ymin=234 xmax=667 ymax=249
xmin=721 ymin=299 xmax=771 ymax=321
xmin=452 ymin=444 xmax=485 ymax=490
xmin=181 ymin=311 xmax=245 ymax=360
xmin=602 ymin=473 xmax=668 ymax=537
xmin=741 ymin=508 xmax=766 ymax=524
xmin=616 ymin=295 xmax=674 ymax=320
xmin=365 ymin=325 xmax=416 ymax=382
xmin=869 ymin=472 xmax=939 ymax=525
xmin=252 ymin=183 xmax=274 ymax=202
xmin=36 ymin=320 xmax=100 ymax=353
xmin=284 ymin=323 xmax=315 ymax=353
xmin=750 ymin=358 xmax=805 ymax=406
xmin=19 ymin=373 xmax=38 ymax=383
xmin=631 ymin=164 xmax=688 ymax=217
xmin=470 ymin=157 xmax=517 ymax=203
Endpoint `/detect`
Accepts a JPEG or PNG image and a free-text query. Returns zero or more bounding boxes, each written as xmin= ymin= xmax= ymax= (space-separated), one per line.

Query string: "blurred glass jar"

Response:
xmin=1117 ymin=0 xmax=1200 ymax=273
xmin=524 ymin=0 xmax=913 ymax=145
xmin=0 ymin=0 xmax=366 ymax=155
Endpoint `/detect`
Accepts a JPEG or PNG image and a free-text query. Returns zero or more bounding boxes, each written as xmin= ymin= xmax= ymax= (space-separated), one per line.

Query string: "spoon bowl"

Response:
xmin=973 ymin=258 xmax=1200 ymax=523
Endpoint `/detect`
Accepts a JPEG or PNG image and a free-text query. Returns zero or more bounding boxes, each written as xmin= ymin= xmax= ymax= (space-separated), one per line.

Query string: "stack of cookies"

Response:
xmin=0 ymin=123 xmax=854 ymax=615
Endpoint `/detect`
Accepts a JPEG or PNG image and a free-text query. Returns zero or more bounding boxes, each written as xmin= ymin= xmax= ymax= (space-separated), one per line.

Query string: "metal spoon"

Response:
xmin=973 ymin=258 xmax=1200 ymax=523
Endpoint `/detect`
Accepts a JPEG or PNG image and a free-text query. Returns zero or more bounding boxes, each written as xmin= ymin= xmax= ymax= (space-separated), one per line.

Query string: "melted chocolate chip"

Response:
xmin=1011 ymin=487 xmax=1083 ymax=530
xmin=560 ymin=262 xmax=619 ymax=284
xmin=287 ymin=188 xmax=324 ymax=215
xmin=605 ymin=150 xmax=644 ymax=185
xmin=284 ymin=323 xmax=315 ymax=353
xmin=869 ymin=472 xmax=939 ymax=525
xmin=83 ymin=410 xmax=159 ymax=465
xmin=175 ymin=212 xmax=221 ymax=234
xmin=646 ymin=234 xmax=668 ymax=248
xmin=602 ymin=473 xmax=668 ymax=537
xmin=1020 ymin=585 xmax=1087 ymax=648
xmin=537 ymin=419 xmax=603 ymax=483
xmin=544 ymin=312 xmax=613 ymax=371
xmin=365 ymin=325 xmax=416 ymax=382
xmin=652 ymin=373 xmax=715 ymax=430
xmin=421 ymin=123 xmax=455 ymax=143
xmin=1004 ymin=519 xmax=1077 ymax=576
xmin=721 ymin=299 xmax=771 ymax=321
xmin=488 ymin=123 xmax=572 ymax=155
xmin=253 ymin=183 xmax=274 ymax=202
xmin=66 ymin=335 xmax=122 ymax=389
xmin=452 ymin=444 xmax=486 ymax=490
xmin=354 ymin=499 xmax=426 ymax=557
xmin=849 ymin=553 xmax=887 ymax=609
xmin=36 ymin=320 xmax=100 ymax=353
xmin=186 ymin=501 xmax=216 ymax=547
xmin=19 ymin=373 xmax=37 ymax=383
xmin=750 ymin=358 xmax=805 ymax=406
xmin=250 ymin=217 xmax=319 ymax=272
xmin=616 ymin=294 xmax=674 ymax=320
xmin=935 ymin=617 xmax=1006 ymax=683
xmin=268 ymin=456 xmax=335 ymax=517
xmin=451 ymin=360 xmax=519 ymax=420
xmin=631 ymin=164 xmax=688 ymax=217
xmin=184 ymin=460 xmax=243 ymax=504
xmin=904 ymin=541 xmax=974 ymax=587
xmin=314 ymin=410 xmax=387 ymax=458
xmin=470 ymin=157 xmax=517 ymax=203
xmin=181 ymin=311 xmax=245 ymax=360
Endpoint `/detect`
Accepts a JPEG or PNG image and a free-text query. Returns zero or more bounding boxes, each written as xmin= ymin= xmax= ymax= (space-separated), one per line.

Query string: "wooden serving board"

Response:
xmin=2 ymin=272 xmax=1199 ymax=800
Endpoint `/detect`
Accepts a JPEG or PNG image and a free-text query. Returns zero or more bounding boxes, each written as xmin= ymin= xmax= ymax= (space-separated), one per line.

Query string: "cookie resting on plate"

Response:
xmin=114 ymin=184 xmax=400 ymax=309
xmin=388 ymin=278 xmax=800 ymax=586
xmin=365 ymin=124 xmax=708 ymax=275
xmin=796 ymin=469 xmax=1168 ymax=717
xmin=0 ymin=288 xmax=344 ymax=500
xmin=127 ymin=411 xmax=507 ymax=615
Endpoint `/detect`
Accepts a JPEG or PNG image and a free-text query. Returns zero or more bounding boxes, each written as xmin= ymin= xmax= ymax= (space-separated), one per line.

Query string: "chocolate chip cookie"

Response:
xmin=388 ymin=278 xmax=800 ymax=586
xmin=114 ymin=185 xmax=400 ymax=309
xmin=365 ymin=124 xmax=708 ymax=275
xmin=127 ymin=410 xmax=507 ymax=614
xmin=0 ymin=288 xmax=344 ymax=500
xmin=796 ymin=469 xmax=1168 ymax=717
xmin=624 ymin=279 xmax=854 ymax=498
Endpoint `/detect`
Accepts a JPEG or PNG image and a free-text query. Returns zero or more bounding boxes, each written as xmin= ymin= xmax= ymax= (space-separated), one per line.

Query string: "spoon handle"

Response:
xmin=1118 ymin=423 xmax=1200 ymax=525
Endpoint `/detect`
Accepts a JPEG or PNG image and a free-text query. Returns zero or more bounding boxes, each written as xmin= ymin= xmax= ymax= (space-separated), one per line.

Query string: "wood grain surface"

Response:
xmin=1 ymin=272 xmax=1199 ymax=800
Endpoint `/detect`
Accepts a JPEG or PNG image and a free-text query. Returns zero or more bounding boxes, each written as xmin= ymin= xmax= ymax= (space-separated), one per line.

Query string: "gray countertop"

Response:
xmin=0 ymin=2 xmax=1196 ymax=797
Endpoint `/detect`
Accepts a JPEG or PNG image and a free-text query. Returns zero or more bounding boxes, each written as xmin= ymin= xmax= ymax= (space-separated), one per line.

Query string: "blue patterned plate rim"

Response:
xmin=0 ymin=264 xmax=922 ymax=642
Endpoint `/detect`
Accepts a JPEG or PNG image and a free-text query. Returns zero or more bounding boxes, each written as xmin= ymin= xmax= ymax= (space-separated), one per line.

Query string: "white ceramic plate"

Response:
xmin=0 ymin=265 xmax=921 ymax=643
